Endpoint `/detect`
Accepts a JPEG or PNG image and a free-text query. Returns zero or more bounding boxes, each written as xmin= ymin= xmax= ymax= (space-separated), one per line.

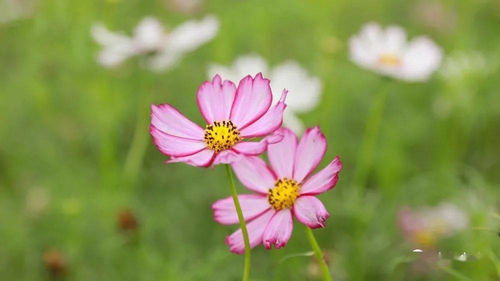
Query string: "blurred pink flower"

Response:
xmin=212 ymin=127 xmax=342 ymax=253
xmin=398 ymin=203 xmax=468 ymax=249
xmin=151 ymin=74 xmax=287 ymax=167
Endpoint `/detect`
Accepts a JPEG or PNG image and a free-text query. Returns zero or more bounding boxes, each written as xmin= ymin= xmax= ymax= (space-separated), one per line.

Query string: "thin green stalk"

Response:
xmin=225 ymin=164 xmax=251 ymax=281
xmin=123 ymin=67 xmax=153 ymax=187
xmin=352 ymin=84 xmax=389 ymax=190
xmin=123 ymin=107 xmax=149 ymax=185
xmin=305 ymin=227 xmax=332 ymax=281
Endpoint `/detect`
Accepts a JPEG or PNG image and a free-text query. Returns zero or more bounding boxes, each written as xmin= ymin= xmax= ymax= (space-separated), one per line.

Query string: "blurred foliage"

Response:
xmin=0 ymin=0 xmax=499 ymax=280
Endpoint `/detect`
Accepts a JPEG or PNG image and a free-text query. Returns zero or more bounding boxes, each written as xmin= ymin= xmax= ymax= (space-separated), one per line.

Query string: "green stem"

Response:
xmin=123 ymin=68 xmax=153 ymax=187
xmin=352 ymin=85 xmax=389 ymax=190
xmin=225 ymin=164 xmax=251 ymax=281
xmin=305 ymin=227 xmax=332 ymax=281
xmin=123 ymin=108 xmax=149 ymax=185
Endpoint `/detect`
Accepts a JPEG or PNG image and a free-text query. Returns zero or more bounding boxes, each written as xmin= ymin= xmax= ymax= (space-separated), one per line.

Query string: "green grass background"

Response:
xmin=0 ymin=0 xmax=499 ymax=280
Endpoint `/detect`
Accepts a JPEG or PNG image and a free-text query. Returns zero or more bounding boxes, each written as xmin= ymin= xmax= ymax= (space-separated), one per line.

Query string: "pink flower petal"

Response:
xmin=232 ymin=130 xmax=284 ymax=156
xmin=232 ymin=141 xmax=267 ymax=156
xmin=239 ymin=90 xmax=288 ymax=138
xmin=230 ymin=73 xmax=272 ymax=129
xmin=293 ymin=196 xmax=330 ymax=229
xmin=211 ymin=150 xmax=241 ymax=165
xmin=151 ymin=104 xmax=204 ymax=140
xmin=293 ymin=126 xmax=327 ymax=182
xmin=151 ymin=126 xmax=206 ymax=157
xmin=167 ymin=149 xmax=215 ymax=167
xmin=262 ymin=209 xmax=293 ymax=249
xmin=267 ymin=128 xmax=298 ymax=179
xmin=225 ymin=209 xmax=275 ymax=254
xmin=300 ymin=156 xmax=342 ymax=195
xmin=197 ymin=75 xmax=237 ymax=124
xmin=231 ymin=156 xmax=276 ymax=194
xmin=212 ymin=194 xmax=270 ymax=225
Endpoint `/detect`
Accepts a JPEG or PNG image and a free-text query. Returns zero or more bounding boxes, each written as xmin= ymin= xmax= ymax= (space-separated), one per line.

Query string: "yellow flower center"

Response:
xmin=204 ymin=121 xmax=242 ymax=153
xmin=378 ymin=54 xmax=401 ymax=66
xmin=415 ymin=230 xmax=437 ymax=247
xmin=268 ymin=178 xmax=301 ymax=210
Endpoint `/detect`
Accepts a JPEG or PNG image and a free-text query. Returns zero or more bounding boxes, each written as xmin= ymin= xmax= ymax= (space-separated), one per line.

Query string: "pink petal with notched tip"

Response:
xmin=267 ymin=128 xmax=298 ymax=179
xmin=293 ymin=126 xmax=327 ymax=182
xmin=197 ymin=75 xmax=237 ymax=124
xmin=212 ymin=194 xmax=270 ymax=225
xmin=151 ymin=104 xmax=205 ymax=140
xmin=293 ymin=196 xmax=330 ymax=229
xmin=225 ymin=209 xmax=275 ymax=254
xmin=239 ymin=90 xmax=288 ymax=138
xmin=231 ymin=156 xmax=276 ymax=194
xmin=262 ymin=209 xmax=293 ymax=249
xmin=151 ymin=126 xmax=206 ymax=157
xmin=300 ymin=156 xmax=342 ymax=195
xmin=230 ymin=73 xmax=272 ymax=129
xmin=167 ymin=148 xmax=215 ymax=167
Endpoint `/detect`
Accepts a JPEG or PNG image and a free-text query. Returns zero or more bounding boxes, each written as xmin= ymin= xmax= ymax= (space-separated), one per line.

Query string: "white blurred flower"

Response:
xmin=399 ymin=203 xmax=469 ymax=247
xmin=349 ymin=22 xmax=442 ymax=82
xmin=440 ymin=50 xmax=498 ymax=80
xmin=92 ymin=16 xmax=218 ymax=71
xmin=208 ymin=54 xmax=322 ymax=134
xmin=428 ymin=203 xmax=469 ymax=235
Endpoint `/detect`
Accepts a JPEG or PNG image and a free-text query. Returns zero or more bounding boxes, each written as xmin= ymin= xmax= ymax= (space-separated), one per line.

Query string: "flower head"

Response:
xmin=212 ymin=127 xmax=342 ymax=253
xmin=349 ymin=22 xmax=442 ymax=82
xmin=92 ymin=16 xmax=218 ymax=71
xmin=151 ymin=74 xmax=287 ymax=167
xmin=398 ymin=203 xmax=468 ymax=248
xmin=208 ymin=54 xmax=322 ymax=134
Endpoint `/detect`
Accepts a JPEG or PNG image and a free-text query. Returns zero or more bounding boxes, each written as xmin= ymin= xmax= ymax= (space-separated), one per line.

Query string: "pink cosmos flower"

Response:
xmin=212 ymin=127 xmax=342 ymax=254
xmin=150 ymin=73 xmax=287 ymax=167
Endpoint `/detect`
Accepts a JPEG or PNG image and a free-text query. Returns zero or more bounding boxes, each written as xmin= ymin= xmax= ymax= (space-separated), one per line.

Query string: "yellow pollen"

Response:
xmin=268 ymin=178 xmax=301 ymax=210
xmin=378 ymin=54 xmax=401 ymax=66
xmin=204 ymin=121 xmax=241 ymax=153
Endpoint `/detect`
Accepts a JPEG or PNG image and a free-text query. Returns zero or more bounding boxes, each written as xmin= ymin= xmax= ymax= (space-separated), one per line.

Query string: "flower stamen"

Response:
xmin=204 ymin=121 xmax=242 ymax=153
xmin=378 ymin=54 xmax=401 ymax=66
xmin=268 ymin=178 xmax=301 ymax=210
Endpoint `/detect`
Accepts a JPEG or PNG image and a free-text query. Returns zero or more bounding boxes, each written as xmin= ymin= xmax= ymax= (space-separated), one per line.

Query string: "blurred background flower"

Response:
xmin=349 ymin=22 xmax=442 ymax=82
xmin=92 ymin=15 xmax=218 ymax=71
xmin=208 ymin=54 xmax=322 ymax=134
xmin=398 ymin=203 xmax=469 ymax=249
